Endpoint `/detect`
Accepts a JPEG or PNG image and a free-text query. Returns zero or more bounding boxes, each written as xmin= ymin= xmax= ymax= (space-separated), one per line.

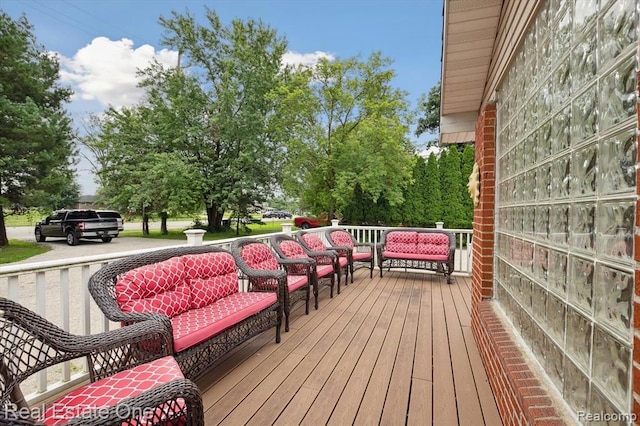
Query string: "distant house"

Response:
xmin=74 ymin=195 xmax=97 ymax=210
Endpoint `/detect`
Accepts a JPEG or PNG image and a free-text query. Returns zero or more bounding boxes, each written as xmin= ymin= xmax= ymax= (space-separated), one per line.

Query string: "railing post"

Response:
xmin=184 ymin=229 xmax=206 ymax=246
xmin=331 ymin=219 xmax=340 ymax=227
xmin=281 ymin=223 xmax=293 ymax=234
xmin=436 ymin=222 xmax=444 ymax=229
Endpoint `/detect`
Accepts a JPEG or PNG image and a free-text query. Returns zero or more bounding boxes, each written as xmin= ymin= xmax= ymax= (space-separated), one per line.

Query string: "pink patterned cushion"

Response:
xmin=385 ymin=232 xmax=418 ymax=254
xmin=115 ymin=258 xmax=190 ymax=318
xmin=382 ymin=251 xmax=449 ymax=262
xmin=353 ymin=251 xmax=372 ymax=261
xmin=301 ymin=234 xmax=327 ymax=252
xmin=329 ymin=231 xmax=354 ymax=248
xmin=417 ymin=233 xmax=450 ymax=256
xmin=280 ymin=240 xmax=306 ymax=258
xmin=181 ymin=253 xmax=239 ymax=309
xmin=316 ymin=264 xmax=334 ymax=278
xmin=241 ymin=243 xmax=279 ymax=271
xmin=287 ymin=275 xmax=308 ymax=292
xmin=171 ymin=291 xmax=277 ymax=352
xmin=39 ymin=356 xmax=185 ymax=425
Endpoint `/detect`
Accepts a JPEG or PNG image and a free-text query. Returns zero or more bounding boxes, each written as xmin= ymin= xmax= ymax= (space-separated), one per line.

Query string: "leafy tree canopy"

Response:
xmin=0 ymin=13 xmax=77 ymax=246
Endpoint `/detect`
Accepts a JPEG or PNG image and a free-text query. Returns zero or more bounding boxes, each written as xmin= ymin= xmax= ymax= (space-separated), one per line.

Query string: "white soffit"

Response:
xmin=440 ymin=0 xmax=502 ymax=144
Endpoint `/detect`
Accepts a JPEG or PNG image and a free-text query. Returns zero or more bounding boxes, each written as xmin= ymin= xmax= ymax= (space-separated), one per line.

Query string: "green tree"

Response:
xmin=400 ymin=156 xmax=427 ymax=226
xmin=279 ymin=52 xmax=415 ymax=218
xmin=423 ymin=153 xmax=442 ymax=226
xmin=439 ymin=146 xmax=465 ymax=228
xmin=156 ymin=9 xmax=288 ymax=231
xmin=0 ymin=13 xmax=77 ymax=246
xmin=415 ymin=81 xmax=440 ymax=138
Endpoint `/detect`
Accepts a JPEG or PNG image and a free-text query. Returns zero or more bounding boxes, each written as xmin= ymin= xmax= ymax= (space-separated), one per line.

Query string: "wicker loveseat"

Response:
xmin=377 ymin=228 xmax=456 ymax=284
xmin=0 ymin=297 xmax=204 ymax=425
xmin=89 ymin=246 xmax=283 ymax=380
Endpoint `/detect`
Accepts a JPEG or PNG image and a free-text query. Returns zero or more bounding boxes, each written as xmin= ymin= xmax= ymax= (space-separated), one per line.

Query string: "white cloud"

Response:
xmin=58 ymin=37 xmax=179 ymax=109
xmin=282 ymin=50 xmax=335 ymax=68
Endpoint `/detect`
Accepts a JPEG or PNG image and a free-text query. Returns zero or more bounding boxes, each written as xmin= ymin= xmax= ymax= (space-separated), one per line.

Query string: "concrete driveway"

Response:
xmin=6 ymin=221 xmax=196 ymax=264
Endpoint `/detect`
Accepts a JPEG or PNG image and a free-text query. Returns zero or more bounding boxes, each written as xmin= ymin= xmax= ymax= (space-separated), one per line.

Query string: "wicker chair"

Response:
xmin=0 ymin=297 xmax=204 ymax=425
xmin=325 ymin=228 xmax=375 ymax=280
xmin=270 ymin=233 xmax=336 ymax=309
xmin=231 ymin=238 xmax=312 ymax=332
xmin=297 ymin=230 xmax=350 ymax=287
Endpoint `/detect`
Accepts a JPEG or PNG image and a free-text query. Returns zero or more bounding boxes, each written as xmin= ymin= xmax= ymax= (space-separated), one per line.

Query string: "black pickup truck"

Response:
xmin=34 ymin=209 xmax=120 ymax=246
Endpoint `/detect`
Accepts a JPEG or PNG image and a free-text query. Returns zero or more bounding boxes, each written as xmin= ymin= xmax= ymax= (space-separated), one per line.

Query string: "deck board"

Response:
xmin=197 ymin=271 xmax=501 ymax=425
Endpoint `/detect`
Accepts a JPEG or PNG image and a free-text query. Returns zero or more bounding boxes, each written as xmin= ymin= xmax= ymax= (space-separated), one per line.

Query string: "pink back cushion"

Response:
xmin=417 ymin=233 xmax=450 ymax=256
xmin=280 ymin=240 xmax=307 ymax=258
xmin=182 ymin=252 xmax=239 ymax=309
xmin=241 ymin=243 xmax=279 ymax=271
xmin=115 ymin=257 xmax=190 ymax=318
xmin=301 ymin=234 xmax=327 ymax=252
xmin=385 ymin=231 xmax=418 ymax=254
xmin=330 ymin=231 xmax=354 ymax=248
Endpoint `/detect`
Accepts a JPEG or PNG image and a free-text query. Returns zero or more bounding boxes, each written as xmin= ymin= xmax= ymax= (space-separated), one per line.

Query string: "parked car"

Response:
xmin=263 ymin=210 xmax=292 ymax=219
xmin=294 ymin=212 xmax=344 ymax=229
xmin=34 ymin=209 xmax=119 ymax=245
xmin=96 ymin=210 xmax=124 ymax=232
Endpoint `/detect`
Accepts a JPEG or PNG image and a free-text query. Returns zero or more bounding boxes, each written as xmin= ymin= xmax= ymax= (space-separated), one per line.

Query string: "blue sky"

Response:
xmin=2 ymin=0 xmax=444 ymax=195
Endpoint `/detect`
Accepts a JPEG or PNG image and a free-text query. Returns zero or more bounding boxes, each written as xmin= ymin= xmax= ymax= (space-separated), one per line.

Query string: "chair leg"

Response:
xmin=350 ymin=263 xmax=354 ymax=283
xmin=313 ymin=278 xmax=319 ymax=310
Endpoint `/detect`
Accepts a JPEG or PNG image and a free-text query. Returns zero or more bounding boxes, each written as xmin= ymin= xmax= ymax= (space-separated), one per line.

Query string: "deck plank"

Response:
xmin=355 ymin=274 xmax=414 ymax=424
xmin=197 ymin=270 xmax=501 ymax=426
xmin=379 ymin=275 xmax=423 ymax=424
xmin=442 ymin=281 xmax=485 ymax=425
xmin=300 ymin=273 xmax=397 ymax=424
xmin=432 ymin=281 xmax=459 ymax=426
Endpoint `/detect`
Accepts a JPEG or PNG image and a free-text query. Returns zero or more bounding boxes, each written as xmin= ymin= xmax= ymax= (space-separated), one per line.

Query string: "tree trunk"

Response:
xmin=0 ymin=206 xmax=8 ymax=247
xmin=160 ymin=212 xmax=168 ymax=235
xmin=143 ymin=213 xmax=150 ymax=235
xmin=206 ymin=205 xmax=224 ymax=231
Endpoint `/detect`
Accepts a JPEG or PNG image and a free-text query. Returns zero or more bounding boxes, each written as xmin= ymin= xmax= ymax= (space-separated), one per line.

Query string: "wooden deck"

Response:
xmin=196 ymin=269 xmax=502 ymax=425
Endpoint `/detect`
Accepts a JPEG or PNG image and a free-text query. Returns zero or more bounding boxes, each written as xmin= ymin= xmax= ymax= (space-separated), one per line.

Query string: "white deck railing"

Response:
xmin=0 ymin=225 xmax=472 ymax=404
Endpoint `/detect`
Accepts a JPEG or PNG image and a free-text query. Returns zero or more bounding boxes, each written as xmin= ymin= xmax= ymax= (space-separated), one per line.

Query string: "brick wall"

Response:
xmin=471 ymin=103 xmax=566 ymax=425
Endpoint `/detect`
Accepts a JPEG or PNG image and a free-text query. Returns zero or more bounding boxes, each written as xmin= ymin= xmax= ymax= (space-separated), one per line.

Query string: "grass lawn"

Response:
xmin=0 ymin=240 xmax=51 ymax=264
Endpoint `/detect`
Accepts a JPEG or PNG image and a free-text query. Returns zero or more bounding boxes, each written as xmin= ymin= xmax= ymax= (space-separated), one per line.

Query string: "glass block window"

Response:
xmin=494 ymin=0 xmax=638 ymax=418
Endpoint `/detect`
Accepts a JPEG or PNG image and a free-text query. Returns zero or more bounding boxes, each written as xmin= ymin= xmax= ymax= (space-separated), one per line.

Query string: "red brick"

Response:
xmin=527 ymin=407 xmax=559 ymax=419
xmin=522 ymin=396 xmax=553 ymax=409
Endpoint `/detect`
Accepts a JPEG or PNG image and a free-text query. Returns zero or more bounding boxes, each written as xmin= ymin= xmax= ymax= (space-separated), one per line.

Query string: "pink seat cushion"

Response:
xmin=353 ymin=252 xmax=372 ymax=261
xmin=382 ymin=251 xmax=449 ymax=262
xmin=338 ymin=257 xmax=348 ymax=268
xmin=287 ymin=274 xmax=308 ymax=292
xmin=316 ymin=264 xmax=334 ymax=278
xmin=329 ymin=231 xmax=355 ymax=248
xmin=181 ymin=252 xmax=239 ymax=309
xmin=115 ymin=258 xmax=191 ymax=318
xmin=39 ymin=356 xmax=185 ymax=425
xmin=171 ymin=291 xmax=277 ymax=352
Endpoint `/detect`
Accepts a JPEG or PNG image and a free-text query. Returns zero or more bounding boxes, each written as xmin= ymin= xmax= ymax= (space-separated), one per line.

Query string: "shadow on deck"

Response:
xmin=196 ymin=269 xmax=502 ymax=425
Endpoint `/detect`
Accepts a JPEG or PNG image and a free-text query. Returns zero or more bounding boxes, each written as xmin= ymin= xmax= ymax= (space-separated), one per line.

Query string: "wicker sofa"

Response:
xmin=0 ymin=297 xmax=204 ymax=425
xmin=89 ymin=246 xmax=283 ymax=380
xmin=377 ymin=228 xmax=455 ymax=284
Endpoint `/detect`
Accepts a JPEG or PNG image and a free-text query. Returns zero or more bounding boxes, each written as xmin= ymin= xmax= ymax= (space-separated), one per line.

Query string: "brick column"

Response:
xmin=471 ymin=102 xmax=496 ymax=314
